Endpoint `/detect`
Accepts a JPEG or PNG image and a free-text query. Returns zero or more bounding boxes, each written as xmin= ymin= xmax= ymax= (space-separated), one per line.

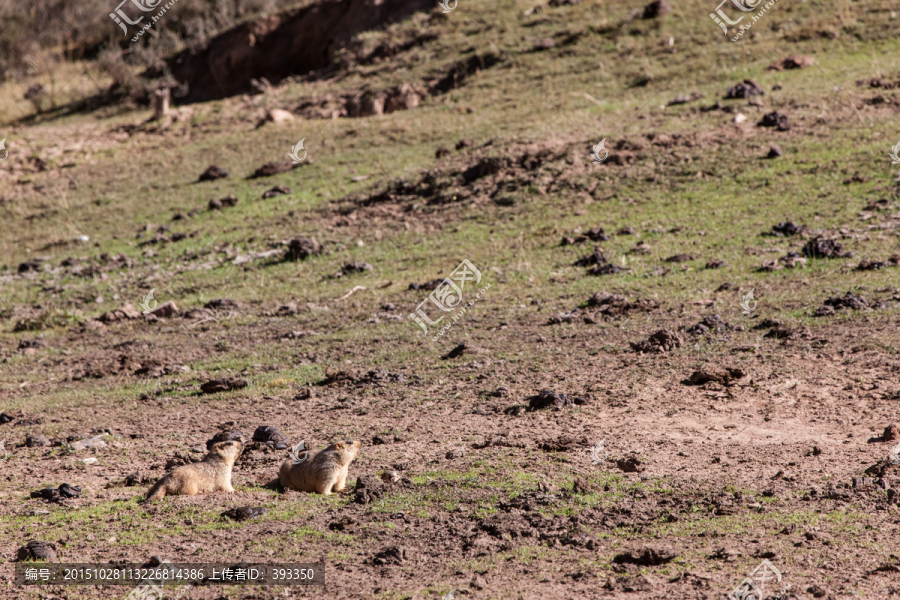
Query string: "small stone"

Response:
xmin=471 ymin=574 xmax=488 ymax=590
xmin=883 ymin=424 xmax=900 ymax=442
xmin=766 ymin=145 xmax=783 ymax=159
xmin=25 ymin=433 xmax=50 ymax=447
xmin=446 ymin=448 xmax=466 ymax=460
xmin=70 ymin=435 xmax=107 ymax=451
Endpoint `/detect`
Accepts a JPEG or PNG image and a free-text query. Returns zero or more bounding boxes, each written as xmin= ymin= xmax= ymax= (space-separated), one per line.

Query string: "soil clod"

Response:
xmin=200 ymin=378 xmax=248 ymax=394
xmin=221 ymin=507 xmax=267 ymax=521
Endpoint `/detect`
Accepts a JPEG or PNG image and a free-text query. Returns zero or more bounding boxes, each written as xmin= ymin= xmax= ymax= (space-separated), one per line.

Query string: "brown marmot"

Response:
xmin=278 ymin=440 xmax=361 ymax=495
xmin=145 ymin=440 xmax=242 ymax=502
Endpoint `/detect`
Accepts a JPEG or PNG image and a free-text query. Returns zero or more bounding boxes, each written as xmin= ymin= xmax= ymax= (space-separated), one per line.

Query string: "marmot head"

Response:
xmin=331 ymin=440 xmax=361 ymax=464
xmin=210 ymin=440 xmax=243 ymax=463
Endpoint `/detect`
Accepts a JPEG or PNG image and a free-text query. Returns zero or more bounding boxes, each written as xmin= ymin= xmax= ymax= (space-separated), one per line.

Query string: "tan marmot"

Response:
xmin=278 ymin=440 xmax=361 ymax=495
xmin=145 ymin=440 xmax=242 ymax=502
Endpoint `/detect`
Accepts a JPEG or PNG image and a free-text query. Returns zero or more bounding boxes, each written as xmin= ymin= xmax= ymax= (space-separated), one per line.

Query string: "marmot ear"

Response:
xmin=213 ymin=442 xmax=223 ymax=451
xmin=334 ymin=442 xmax=345 ymax=450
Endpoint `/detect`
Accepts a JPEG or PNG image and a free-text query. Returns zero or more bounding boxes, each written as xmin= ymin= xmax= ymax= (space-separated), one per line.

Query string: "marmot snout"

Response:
xmin=145 ymin=440 xmax=242 ymax=502
xmin=279 ymin=440 xmax=361 ymax=495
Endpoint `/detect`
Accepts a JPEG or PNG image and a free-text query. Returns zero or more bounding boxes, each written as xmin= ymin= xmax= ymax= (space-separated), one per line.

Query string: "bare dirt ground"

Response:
xmin=2 ymin=0 xmax=900 ymax=599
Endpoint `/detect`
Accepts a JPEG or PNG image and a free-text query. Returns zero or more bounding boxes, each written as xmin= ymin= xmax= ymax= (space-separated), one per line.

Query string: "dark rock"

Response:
xmin=757 ymin=110 xmax=791 ymax=131
xmin=198 ymin=165 xmax=229 ymax=181
xmin=17 ymin=541 xmax=57 ymax=562
xmin=31 ymin=488 xmax=61 ymax=502
xmin=725 ymin=79 xmax=765 ymax=99
xmin=446 ymin=448 xmax=466 ymax=459
xmin=766 ymin=145 xmax=783 ymax=159
xmin=287 ymin=236 xmax=322 ymax=260
xmin=824 ymin=291 xmax=867 ymax=310
xmin=706 ymin=259 xmax=726 ymax=269
xmin=802 ymin=237 xmax=844 ymax=258
xmin=252 ymin=426 xmax=289 ymax=450
xmin=664 ymin=254 xmax=693 ymax=263
xmin=0 ymin=412 xmax=13 ymax=424
xmin=527 ymin=390 xmax=573 ymax=411
xmin=883 ymin=423 xmax=900 ymax=442
xmin=770 ymin=221 xmax=804 ymax=236
xmin=435 ymin=146 xmax=451 ymax=158
xmin=222 ymin=507 xmax=267 ymax=521
xmin=585 ymin=227 xmax=609 ymax=241
xmin=262 ymin=185 xmax=292 ymax=198
xmin=200 ymin=378 xmax=248 ymax=394
xmin=58 ymin=483 xmax=81 ymax=498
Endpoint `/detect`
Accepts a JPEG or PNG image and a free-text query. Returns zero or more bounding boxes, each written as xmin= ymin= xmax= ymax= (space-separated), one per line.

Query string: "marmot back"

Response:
xmin=279 ymin=440 xmax=361 ymax=495
xmin=145 ymin=440 xmax=242 ymax=502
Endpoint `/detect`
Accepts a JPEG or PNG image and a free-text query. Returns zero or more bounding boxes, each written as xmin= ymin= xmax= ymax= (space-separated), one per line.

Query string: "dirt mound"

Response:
xmin=166 ymin=0 xmax=433 ymax=103
xmin=630 ymin=330 xmax=682 ymax=353
xmin=585 ymin=292 xmax=659 ymax=318
xmin=803 ymin=237 xmax=849 ymax=259
xmin=685 ymin=368 xmax=745 ymax=386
